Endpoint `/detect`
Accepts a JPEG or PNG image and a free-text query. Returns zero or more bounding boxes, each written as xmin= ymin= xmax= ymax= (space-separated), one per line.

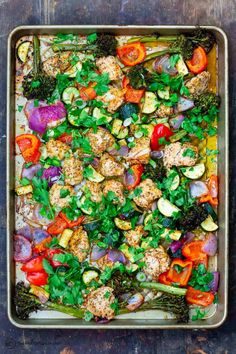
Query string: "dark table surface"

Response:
xmin=1 ymin=1 xmax=236 ymax=353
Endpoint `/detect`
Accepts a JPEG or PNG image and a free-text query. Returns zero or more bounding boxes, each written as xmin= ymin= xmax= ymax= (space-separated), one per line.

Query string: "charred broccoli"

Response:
xmin=52 ymin=33 xmax=118 ymax=58
xmin=187 ymin=27 xmax=216 ymax=53
xmin=22 ymin=36 xmax=56 ymax=100
xmin=127 ymin=65 xmax=151 ymax=89
xmin=177 ymin=204 xmax=208 ymax=231
xmin=194 ymin=92 xmax=221 ymax=113
xmin=144 ymin=159 xmax=167 ymax=181
xmin=144 ymin=28 xmax=216 ymax=62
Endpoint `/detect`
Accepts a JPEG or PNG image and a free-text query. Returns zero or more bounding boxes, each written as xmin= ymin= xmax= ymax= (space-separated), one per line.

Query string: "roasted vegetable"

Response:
xmin=127 ymin=64 xmax=150 ymax=89
xmin=194 ymin=92 xmax=220 ymax=112
xmin=22 ymin=36 xmax=56 ymax=100
xmin=145 ymin=28 xmax=216 ymax=62
xmin=176 ymin=204 xmax=208 ymax=231
xmin=144 ymin=159 xmax=167 ymax=181
xmin=15 ymin=281 xmax=189 ymax=323
xmin=52 ymin=33 xmax=118 ymax=58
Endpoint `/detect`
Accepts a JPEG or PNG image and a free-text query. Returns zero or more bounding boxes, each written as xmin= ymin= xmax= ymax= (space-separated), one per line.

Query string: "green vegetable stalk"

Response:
xmin=22 ymin=35 xmax=56 ymax=100
xmin=15 ymin=281 xmax=189 ymax=323
xmin=51 ymin=33 xmax=118 ymax=57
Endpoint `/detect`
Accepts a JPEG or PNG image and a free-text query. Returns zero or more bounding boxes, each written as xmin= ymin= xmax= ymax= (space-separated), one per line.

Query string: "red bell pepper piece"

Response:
xmin=122 ymin=76 xmax=145 ymax=103
xmin=47 ymin=216 xmax=68 ymax=235
xmin=16 ymin=134 xmax=41 ymax=163
xmin=21 ymin=256 xmax=44 ymax=273
xmin=186 ymin=47 xmax=208 ymax=74
xmin=159 ymin=271 xmax=172 ymax=286
xmin=117 ymin=42 xmax=146 ymax=66
xmin=59 ymin=212 xmax=85 ymax=228
xmin=150 ymin=124 xmax=173 ymax=151
xmin=186 ymin=287 xmax=214 ymax=307
xmin=57 ymin=133 xmax=73 ymax=144
xmin=44 ymin=248 xmax=65 ymax=267
xmin=125 ymin=164 xmax=144 ymax=190
xmin=26 ymin=270 xmax=48 ymax=286
xmin=167 ymin=258 xmax=193 ymax=287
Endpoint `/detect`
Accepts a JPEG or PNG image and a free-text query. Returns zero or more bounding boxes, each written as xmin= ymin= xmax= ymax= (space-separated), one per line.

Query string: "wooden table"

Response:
xmin=1 ymin=0 xmax=236 ymax=353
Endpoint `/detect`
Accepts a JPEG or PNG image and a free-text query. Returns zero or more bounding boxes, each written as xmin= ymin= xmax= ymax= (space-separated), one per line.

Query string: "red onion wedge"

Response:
xmin=24 ymin=100 xmax=47 ymax=119
xmin=169 ymin=240 xmax=182 ymax=254
xmin=16 ymin=225 xmax=33 ymax=241
xmin=14 ymin=235 xmax=32 ymax=262
xmin=182 ymin=232 xmax=195 ymax=244
xmin=32 ymin=204 xmax=53 ymax=226
xmin=169 ymin=114 xmax=185 ymax=130
xmin=22 ymin=163 xmax=42 ymax=180
xmin=150 ymin=150 xmax=164 ymax=160
xmin=107 ymin=249 xmax=127 ymax=264
xmin=42 ymin=166 xmax=62 ymax=187
xmin=153 ymin=55 xmax=178 ymax=76
xmin=90 ymin=245 xmax=107 ymax=261
xmin=29 ymin=101 xmax=66 ymax=134
xmin=202 ymin=233 xmax=218 ymax=256
xmin=32 ymin=228 xmax=50 ymax=245
xmin=209 ymin=271 xmax=220 ymax=293
xmin=126 ymin=293 xmax=144 ymax=311
xmin=190 ymin=181 xmax=209 ymax=198
xmin=177 ymin=97 xmax=194 ymax=113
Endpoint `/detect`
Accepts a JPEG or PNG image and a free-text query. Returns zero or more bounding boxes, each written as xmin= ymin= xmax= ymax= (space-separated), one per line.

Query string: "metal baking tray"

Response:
xmin=7 ymin=25 xmax=229 ymax=329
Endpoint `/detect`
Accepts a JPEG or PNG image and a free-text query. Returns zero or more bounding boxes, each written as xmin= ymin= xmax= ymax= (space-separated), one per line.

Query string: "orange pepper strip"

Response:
xmin=117 ymin=42 xmax=146 ymax=66
xmin=182 ymin=241 xmax=206 ymax=262
xmin=16 ymin=134 xmax=41 ymax=163
xmin=59 ymin=212 xmax=85 ymax=228
xmin=186 ymin=47 xmax=208 ymax=74
xmin=167 ymin=259 xmax=193 ymax=287
xmin=186 ymin=287 xmax=214 ymax=307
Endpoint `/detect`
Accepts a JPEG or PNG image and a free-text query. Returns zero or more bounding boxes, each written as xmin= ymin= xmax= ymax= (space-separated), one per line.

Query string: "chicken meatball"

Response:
xmin=143 ymin=247 xmax=170 ymax=280
xmin=49 ymin=184 xmax=75 ymax=209
xmin=69 ymin=227 xmax=90 ymax=262
xmin=163 ymin=142 xmax=198 ymax=168
xmin=62 ymin=156 xmax=83 ymax=186
xmin=86 ymin=286 xmax=116 ymax=320
xmin=46 ymin=139 xmax=70 ymax=160
xmin=185 ymin=71 xmax=211 ymax=97
xmin=43 ymin=52 xmax=71 ymax=78
xmin=125 ymin=137 xmax=151 ymax=165
xmin=124 ymin=226 xmax=146 ymax=247
xmin=96 ymin=56 xmax=123 ymax=81
xmin=84 ymin=181 xmax=102 ymax=203
xmin=133 ymin=178 xmax=162 ymax=209
xmin=97 ymin=87 xmax=125 ymax=113
xmin=103 ymin=179 xmax=125 ymax=204
xmin=99 ymin=153 xmax=124 ymax=177
xmin=86 ymin=127 xmax=115 ymax=155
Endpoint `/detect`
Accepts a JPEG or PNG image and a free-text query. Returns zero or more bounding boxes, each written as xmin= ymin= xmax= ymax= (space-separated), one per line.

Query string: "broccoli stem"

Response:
xmin=46 ymin=301 xmax=85 ymax=318
xmin=33 ymin=35 xmax=41 ymax=74
xmin=144 ymin=48 xmax=179 ymax=62
xmin=127 ymin=36 xmax=177 ymax=43
xmin=51 ymin=43 xmax=96 ymax=52
xmin=139 ymin=282 xmax=187 ymax=296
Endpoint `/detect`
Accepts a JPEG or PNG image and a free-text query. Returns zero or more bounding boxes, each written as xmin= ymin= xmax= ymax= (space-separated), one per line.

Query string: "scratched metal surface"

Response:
xmin=1 ymin=0 xmax=236 ymax=353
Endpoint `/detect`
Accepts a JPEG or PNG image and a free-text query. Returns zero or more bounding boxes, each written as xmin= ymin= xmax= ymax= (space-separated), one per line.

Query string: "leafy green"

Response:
xmin=188 ymin=264 xmax=214 ymax=291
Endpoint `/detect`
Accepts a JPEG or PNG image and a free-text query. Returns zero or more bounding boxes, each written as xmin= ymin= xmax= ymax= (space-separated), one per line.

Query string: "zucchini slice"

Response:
xmin=202 ymin=203 xmax=218 ymax=222
xmin=64 ymin=61 xmax=82 ymax=78
xmin=119 ymin=244 xmax=135 ymax=262
xmin=82 ymin=270 xmax=99 ymax=285
xmin=157 ymin=197 xmax=180 ymax=217
xmin=59 ymin=229 xmax=73 ymax=248
xmin=15 ymin=185 xmax=33 ymax=196
xmin=79 ymin=196 xmax=93 ymax=215
xmin=201 ymin=215 xmax=218 ymax=232
xmin=181 ymin=163 xmax=205 ymax=180
xmin=85 ymin=165 xmax=105 ymax=183
xmin=83 ymin=219 xmax=101 ymax=232
xmin=17 ymin=41 xmax=31 ymax=63
xmin=167 ymin=170 xmax=180 ymax=191
xmin=161 ymin=228 xmax=182 ymax=241
xmin=117 ymin=127 xmax=129 ymax=139
xmin=62 ymin=87 xmax=80 ymax=105
xmin=157 ymin=87 xmax=170 ymax=100
xmin=68 ymin=107 xmax=89 ymax=126
xmin=111 ymin=119 xmax=123 ymax=136
xmin=114 ymin=218 xmax=132 ymax=230
xmin=142 ymin=92 xmax=158 ymax=114
xmin=176 ymin=55 xmax=189 ymax=76
xmin=93 ymin=107 xmax=112 ymax=123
